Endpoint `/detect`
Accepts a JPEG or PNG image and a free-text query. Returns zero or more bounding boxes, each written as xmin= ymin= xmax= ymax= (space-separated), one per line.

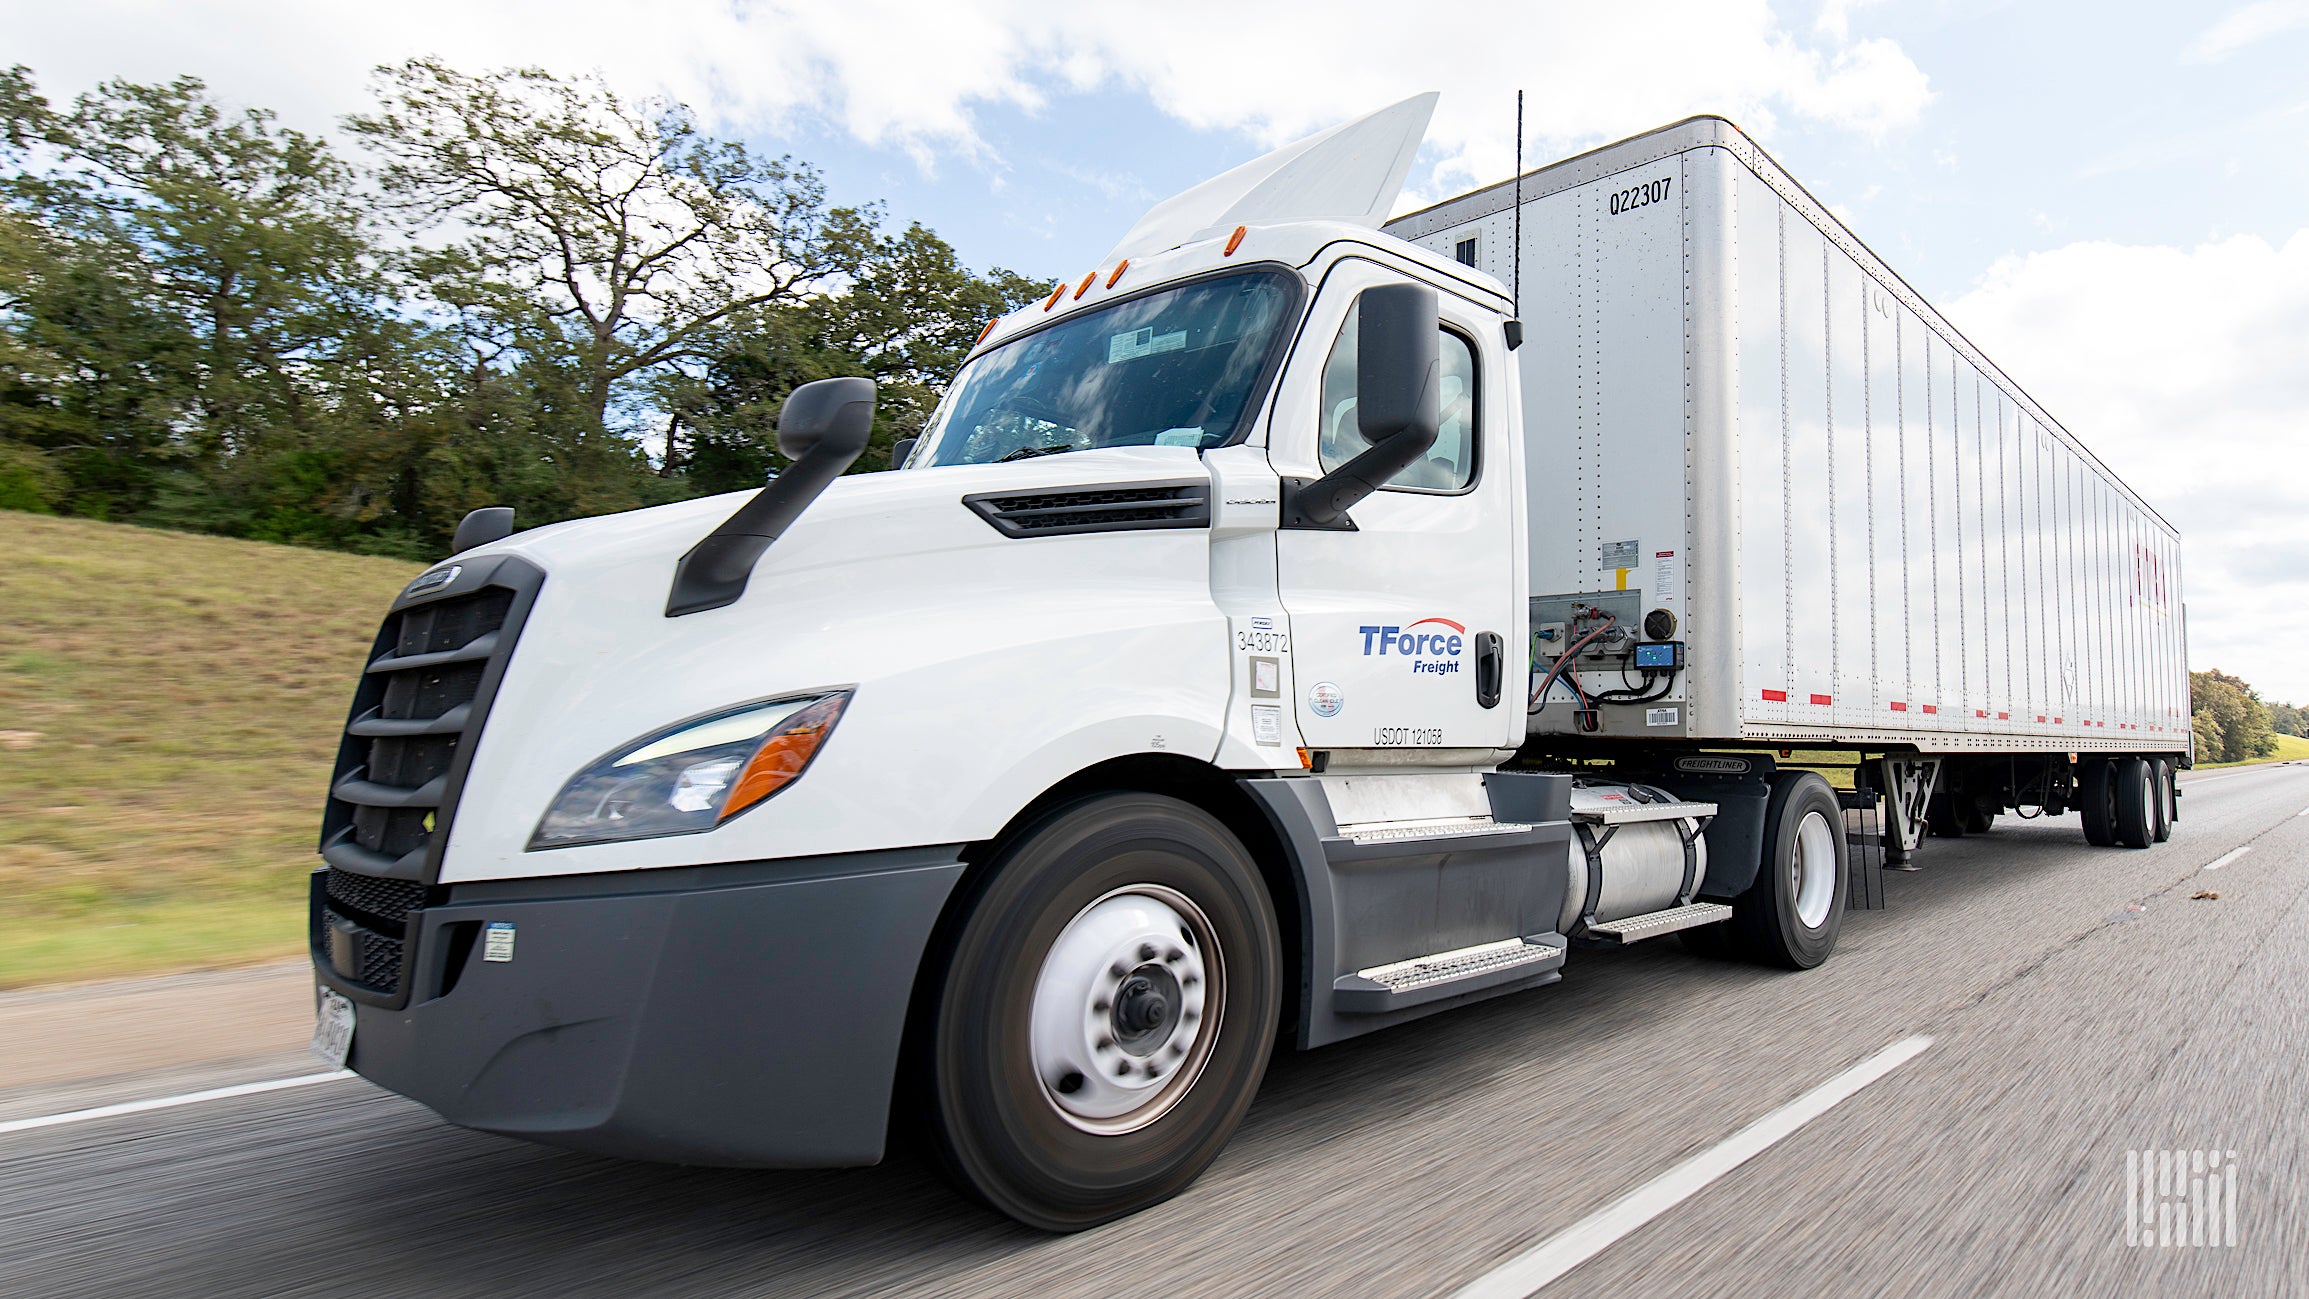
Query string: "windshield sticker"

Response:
xmin=1359 ymin=618 xmax=1465 ymax=676
xmin=1108 ymin=327 xmax=1187 ymax=363
xmin=1308 ymin=681 xmax=1345 ymax=718
xmin=1154 ymin=427 xmax=1203 ymax=446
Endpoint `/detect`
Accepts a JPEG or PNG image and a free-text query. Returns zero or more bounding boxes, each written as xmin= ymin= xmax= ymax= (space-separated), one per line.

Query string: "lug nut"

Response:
xmin=1056 ymin=1071 xmax=1084 ymax=1094
xmin=1139 ymin=943 xmax=1158 ymax=961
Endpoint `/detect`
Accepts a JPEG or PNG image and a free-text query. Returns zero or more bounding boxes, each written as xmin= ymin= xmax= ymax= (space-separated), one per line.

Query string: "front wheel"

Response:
xmin=922 ymin=793 xmax=1281 ymax=1231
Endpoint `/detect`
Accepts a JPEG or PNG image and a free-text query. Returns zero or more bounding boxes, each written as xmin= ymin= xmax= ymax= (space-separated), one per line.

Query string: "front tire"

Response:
xmin=922 ymin=793 xmax=1281 ymax=1232
xmin=1728 ymin=772 xmax=1847 ymax=969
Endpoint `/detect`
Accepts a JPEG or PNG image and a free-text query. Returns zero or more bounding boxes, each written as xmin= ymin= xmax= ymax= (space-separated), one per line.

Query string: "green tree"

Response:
xmin=1 ymin=68 xmax=403 ymax=528
xmin=663 ymin=221 xmax=1048 ymax=493
xmin=2190 ymin=669 xmax=2278 ymax=764
xmin=347 ymin=59 xmax=863 ymax=438
xmin=2269 ymin=700 xmax=2306 ymax=739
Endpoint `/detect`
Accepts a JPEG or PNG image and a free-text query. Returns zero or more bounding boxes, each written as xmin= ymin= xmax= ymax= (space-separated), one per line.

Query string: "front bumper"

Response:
xmin=327 ymin=846 xmax=966 ymax=1168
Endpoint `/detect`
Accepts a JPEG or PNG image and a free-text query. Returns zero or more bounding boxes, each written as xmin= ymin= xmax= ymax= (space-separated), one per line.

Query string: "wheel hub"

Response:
xmin=1030 ymin=886 xmax=1221 ymax=1133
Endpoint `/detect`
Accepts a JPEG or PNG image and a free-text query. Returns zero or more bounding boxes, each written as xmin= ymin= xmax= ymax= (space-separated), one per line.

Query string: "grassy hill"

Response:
xmin=2202 ymin=731 xmax=2309 ymax=768
xmin=0 ymin=512 xmax=418 ymax=986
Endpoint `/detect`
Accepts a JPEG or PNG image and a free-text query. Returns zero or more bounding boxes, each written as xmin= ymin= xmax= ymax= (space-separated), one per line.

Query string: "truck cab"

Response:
xmin=309 ymin=96 xmax=1883 ymax=1232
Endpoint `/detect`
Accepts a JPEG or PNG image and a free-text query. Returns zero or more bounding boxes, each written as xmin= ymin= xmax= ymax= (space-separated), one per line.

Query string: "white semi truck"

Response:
xmin=310 ymin=97 xmax=2188 ymax=1230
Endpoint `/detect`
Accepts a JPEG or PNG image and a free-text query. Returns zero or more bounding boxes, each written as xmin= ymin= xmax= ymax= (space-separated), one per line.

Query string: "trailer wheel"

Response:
xmin=1728 ymin=772 xmax=1846 ymax=969
xmin=2150 ymin=760 xmax=2173 ymax=843
xmin=1960 ymin=801 xmax=1997 ymax=835
xmin=2079 ymin=758 xmax=2117 ymax=847
xmin=2112 ymin=757 xmax=2156 ymax=850
xmin=922 ymin=793 xmax=1280 ymax=1232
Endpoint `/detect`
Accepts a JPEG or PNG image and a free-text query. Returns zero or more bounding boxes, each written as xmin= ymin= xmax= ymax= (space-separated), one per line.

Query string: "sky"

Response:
xmin=8 ymin=0 xmax=2308 ymax=703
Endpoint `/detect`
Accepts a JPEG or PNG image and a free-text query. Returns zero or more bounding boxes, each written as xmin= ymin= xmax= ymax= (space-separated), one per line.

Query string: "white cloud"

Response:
xmin=1945 ymin=232 xmax=2309 ymax=703
xmin=8 ymin=0 xmax=1930 ymax=181
xmin=2186 ymin=0 xmax=2309 ymax=61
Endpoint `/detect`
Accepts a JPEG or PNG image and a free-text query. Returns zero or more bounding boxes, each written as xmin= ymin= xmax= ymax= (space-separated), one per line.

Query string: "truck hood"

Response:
xmin=433 ymin=444 xmax=1233 ymax=882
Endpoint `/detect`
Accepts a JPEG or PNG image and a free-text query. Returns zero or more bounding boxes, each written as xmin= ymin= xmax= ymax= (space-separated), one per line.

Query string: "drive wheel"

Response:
xmin=1728 ymin=772 xmax=1847 ymax=969
xmin=2112 ymin=757 xmax=2155 ymax=849
xmin=2079 ymin=758 xmax=2117 ymax=847
xmin=923 ymin=793 xmax=1280 ymax=1232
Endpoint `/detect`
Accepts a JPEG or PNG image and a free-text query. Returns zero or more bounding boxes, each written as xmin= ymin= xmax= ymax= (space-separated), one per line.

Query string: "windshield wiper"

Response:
xmin=994 ymin=443 xmax=1077 ymax=463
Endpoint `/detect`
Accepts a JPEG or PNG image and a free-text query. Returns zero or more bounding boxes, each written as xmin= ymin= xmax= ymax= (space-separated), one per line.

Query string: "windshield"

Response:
xmin=919 ymin=270 xmax=1299 ymax=467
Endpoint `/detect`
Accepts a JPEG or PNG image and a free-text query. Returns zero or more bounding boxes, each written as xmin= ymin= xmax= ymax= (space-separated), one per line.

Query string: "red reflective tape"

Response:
xmin=2054 ymin=717 xmax=2063 ymax=724
xmin=1889 ymin=701 xmax=1908 ymax=712
xmin=2035 ymin=715 xmax=2046 ymax=723
xmin=1998 ymin=712 xmax=2010 ymax=720
xmin=1976 ymin=709 xmax=1988 ymax=719
xmin=1761 ymin=689 xmax=1788 ymax=702
xmin=1921 ymin=705 xmax=1938 ymax=715
xmin=1810 ymin=693 xmax=1833 ymax=706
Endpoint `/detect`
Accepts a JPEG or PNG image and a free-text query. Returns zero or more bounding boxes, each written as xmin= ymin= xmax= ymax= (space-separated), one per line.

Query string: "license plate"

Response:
xmin=311 ymin=987 xmax=356 ymax=1068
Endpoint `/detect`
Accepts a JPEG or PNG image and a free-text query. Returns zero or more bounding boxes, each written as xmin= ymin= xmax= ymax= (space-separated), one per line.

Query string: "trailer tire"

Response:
xmin=2079 ymin=759 xmax=2117 ymax=847
xmin=1925 ymin=792 xmax=1965 ymax=837
xmin=921 ymin=793 xmax=1280 ymax=1232
xmin=2113 ymin=757 xmax=2155 ymax=850
xmin=2150 ymin=760 xmax=2173 ymax=843
xmin=1960 ymin=801 xmax=1997 ymax=835
xmin=1728 ymin=772 xmax=1846 ymax=969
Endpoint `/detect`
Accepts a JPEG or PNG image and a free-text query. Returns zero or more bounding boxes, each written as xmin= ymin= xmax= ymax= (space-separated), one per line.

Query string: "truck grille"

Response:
xmin=963 ymin=480 xmax=1210 ymax=537
xmin=314 ymin=556 xmax=543 ymax=1007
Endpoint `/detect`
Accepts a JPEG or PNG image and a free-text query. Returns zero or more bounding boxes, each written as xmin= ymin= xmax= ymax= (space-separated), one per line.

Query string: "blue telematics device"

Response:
xmin=1633 ymin=641 xmax=1684 ymax=670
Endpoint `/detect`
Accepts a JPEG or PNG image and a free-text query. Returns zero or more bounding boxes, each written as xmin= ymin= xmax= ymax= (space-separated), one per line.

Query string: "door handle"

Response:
xmin=1475 ymin=631 xmax=1503 ymax=709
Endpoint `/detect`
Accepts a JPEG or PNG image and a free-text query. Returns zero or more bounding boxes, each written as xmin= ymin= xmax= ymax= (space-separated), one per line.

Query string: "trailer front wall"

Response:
xmin=1388 ymin=119 xmax=2186 ymax=755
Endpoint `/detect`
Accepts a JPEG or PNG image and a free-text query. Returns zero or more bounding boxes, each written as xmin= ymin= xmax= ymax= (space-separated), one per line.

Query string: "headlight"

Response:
xmin=529 ymin=691 xmax=851 ymax=849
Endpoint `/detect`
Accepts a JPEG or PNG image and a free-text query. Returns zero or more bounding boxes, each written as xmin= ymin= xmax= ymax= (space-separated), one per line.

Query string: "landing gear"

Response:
xmin=921 ymin=793 xmax=1281 ymax=1232
xmin=1876 ymin=757 xmax=1939 ymax=870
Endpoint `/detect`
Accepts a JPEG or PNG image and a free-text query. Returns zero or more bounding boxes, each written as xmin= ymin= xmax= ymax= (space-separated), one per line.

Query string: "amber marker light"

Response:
xmin=1107 ymin=260 xmax=1129 ymax=287
xmin=1224 ymin=225 xmax=1247 ymax=256
xmin=1296 ymin=747 xmax=1314 ymax=770
xmin=1043 ymin=284 xmax=1066 ymax=311
xmin=975 ymin=318 xmax=998 ymax=346
xmin=722 ymin=693 xmax=850 ymax=821
xmin=1073 ymin=271 xmax=1097 ymax=300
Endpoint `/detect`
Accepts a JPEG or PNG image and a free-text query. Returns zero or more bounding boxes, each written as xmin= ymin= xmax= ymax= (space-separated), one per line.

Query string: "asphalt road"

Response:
xmin=6 ymin=764 xmax=2306 ymax=1298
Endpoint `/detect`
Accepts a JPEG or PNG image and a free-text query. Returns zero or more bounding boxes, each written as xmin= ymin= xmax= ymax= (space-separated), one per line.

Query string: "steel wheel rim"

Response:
xmin=1029 ymin=883 xmax=1224 ymax=1135
xmin=1792 ymin=809 xmax=1838 ymax=929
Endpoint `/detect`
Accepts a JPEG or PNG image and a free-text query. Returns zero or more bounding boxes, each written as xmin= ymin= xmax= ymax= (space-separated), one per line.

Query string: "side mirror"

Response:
xmin=1285 ymin=283 xmax=1440 ymax=528
xmin=889 ymin=435 xmax=918 ymax=471
xmin=450 ymin=506 xmax=514 ymax=556
xmin=666 ymin=376 xmax=877 ymax=616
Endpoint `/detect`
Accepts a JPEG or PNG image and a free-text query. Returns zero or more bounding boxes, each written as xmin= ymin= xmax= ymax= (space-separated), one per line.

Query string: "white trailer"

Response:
xmin=308 ymin=100 xmax=2188 ymax=1232
xmin=1387 ymin=119 xmax=2188 ymax=854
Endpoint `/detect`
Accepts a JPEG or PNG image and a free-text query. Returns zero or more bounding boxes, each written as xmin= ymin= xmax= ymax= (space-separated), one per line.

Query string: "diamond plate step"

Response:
xmin=1332 ymin=936 xmax=1566 ymax=1014
xmin=1583 ymin=901 xmax=1733 ymax=944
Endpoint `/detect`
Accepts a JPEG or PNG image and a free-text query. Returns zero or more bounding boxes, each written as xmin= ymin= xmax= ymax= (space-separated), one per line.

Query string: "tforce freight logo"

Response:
xmin=1358 ymin=618 xmax=1464 ymax=676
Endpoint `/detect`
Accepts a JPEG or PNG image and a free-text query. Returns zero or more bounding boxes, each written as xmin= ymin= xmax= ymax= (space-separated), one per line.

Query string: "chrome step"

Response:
xmin=1584 ymin=902 xmax=1733 ymax=944
xmin=1338 ymin=816 xmax=1537 ymax=846
xmin=1332 ymin=936 xmax=1565 ymax=1013
xmin=1569 ymin=799 xmax=1717 ymax=826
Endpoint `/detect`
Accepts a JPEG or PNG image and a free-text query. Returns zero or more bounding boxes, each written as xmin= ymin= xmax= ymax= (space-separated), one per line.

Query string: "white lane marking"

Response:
xmin=0 ymin=1071 xmax=356 ymax=1137
xmin=1453 ymin=1035 xmax=1934 ymax=1299
xmin=2204 ymin=846 xmax=2253 ymax=871
xmin=2184 ymin=765 xmax=2305 ymax=787
xmin=2296 ymin=807 xmax=2309 ymax=818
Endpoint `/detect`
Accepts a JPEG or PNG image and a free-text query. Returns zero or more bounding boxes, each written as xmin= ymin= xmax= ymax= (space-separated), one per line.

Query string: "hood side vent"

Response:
xmin=964 ymin=479 xmax=1211 ymax=539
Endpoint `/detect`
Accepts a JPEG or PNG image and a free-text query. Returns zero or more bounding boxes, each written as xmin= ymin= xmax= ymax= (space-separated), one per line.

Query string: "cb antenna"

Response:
xmin=1508 ymin=89 xmax=1526 ymax=349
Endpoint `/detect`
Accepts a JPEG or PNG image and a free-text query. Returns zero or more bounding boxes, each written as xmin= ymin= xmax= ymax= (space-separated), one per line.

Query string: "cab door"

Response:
xmin=1272 ymin=261 xmax=1524 ymax=755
